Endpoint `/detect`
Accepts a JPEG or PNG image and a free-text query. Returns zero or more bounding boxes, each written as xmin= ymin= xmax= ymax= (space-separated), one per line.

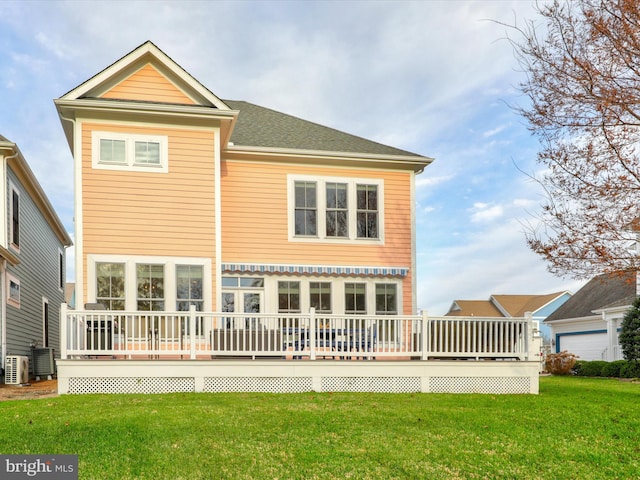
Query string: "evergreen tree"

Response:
xmin=620 ymin=296 xmax=640 ymax=362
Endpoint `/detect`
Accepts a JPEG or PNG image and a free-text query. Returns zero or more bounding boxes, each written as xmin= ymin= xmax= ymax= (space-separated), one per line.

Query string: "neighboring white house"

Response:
xmin=545 ymin=272 xmax=636 ymax=361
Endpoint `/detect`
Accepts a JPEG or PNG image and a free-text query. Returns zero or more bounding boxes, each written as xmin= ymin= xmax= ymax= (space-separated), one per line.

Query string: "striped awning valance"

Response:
xmin=222 ymin=263 xmax=408 ymax=277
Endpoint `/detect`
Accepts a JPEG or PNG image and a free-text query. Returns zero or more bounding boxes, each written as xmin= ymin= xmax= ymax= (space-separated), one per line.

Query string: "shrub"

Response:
xmin=545 ymin=351 xmax=578 ymax=375
xmin=572 ymin=360 xmax=586 ymax=376
xmin=577 ymin=360 xmax=608 ymax=377
xmin=602 ymin=360 xmax=627 ymax=378
xmin=620 ymin=361 xmax=640 ymax=379
xmin=620 ymin=296 xmax=640 ymax=362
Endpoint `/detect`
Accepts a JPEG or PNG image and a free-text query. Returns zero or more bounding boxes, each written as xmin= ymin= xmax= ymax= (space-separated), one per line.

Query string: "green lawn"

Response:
xmin=0 ymin=376 xmax=638 ymax=479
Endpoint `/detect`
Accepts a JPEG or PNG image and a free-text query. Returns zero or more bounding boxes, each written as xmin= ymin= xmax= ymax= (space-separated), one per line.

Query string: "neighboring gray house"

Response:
xmin=545 ymin=272 xmax=636 ymax=361
xmin=0 ymin=135 xmax=72 ymax=380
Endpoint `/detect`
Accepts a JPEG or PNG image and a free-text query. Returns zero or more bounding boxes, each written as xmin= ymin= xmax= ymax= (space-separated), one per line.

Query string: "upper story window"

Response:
xmin=288 ymin=175 xmax=383 ymax=243
xmin=9 ymin=185 xmax=20 ymax=251
xmin=92 ymin=131 xmax=168 ymax=173
xmin=294 ymin=181 xmax=317 ymax=236
xmin=7 ymin=274 xmax=20 ymax=308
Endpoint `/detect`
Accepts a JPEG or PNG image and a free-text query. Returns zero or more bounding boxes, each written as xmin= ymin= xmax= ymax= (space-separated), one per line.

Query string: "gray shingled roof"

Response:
xmin=224 ymin=100 xmax=423 ymax=158
xmin=545 ymin=272 xmax=636 ymax=321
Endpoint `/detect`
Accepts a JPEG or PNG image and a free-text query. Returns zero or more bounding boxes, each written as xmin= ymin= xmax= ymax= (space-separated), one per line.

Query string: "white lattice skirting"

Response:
xmin=57 ymin=360 xmax=540 ymax=394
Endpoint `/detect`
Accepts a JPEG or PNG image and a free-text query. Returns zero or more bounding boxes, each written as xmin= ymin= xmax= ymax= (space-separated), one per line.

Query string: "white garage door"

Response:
xmin=558 ymin=332 xmax=607 ymax=361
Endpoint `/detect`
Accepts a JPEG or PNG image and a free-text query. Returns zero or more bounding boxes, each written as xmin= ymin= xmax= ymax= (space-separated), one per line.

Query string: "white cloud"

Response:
xmin=418 ymin=219 xmax=585 ymax=315
xmin=470 ymin=203 xmax=504 ymax=222
xmin=483 ymin=124 xmax=507 ymax=138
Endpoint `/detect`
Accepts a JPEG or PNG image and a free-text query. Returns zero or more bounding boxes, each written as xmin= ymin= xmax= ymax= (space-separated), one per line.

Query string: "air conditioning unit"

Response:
xmin=32 ymin=347 xmax=56 ymax=378
xmin=5 ymin=355 xmax=29 ymax=385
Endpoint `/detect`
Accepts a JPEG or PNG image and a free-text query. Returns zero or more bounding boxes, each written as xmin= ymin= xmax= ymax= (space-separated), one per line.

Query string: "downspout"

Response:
xmin=0 ymin=259 xmax=6 ymax=372
xmin=57 ymin=111 xmax=81 ymax=308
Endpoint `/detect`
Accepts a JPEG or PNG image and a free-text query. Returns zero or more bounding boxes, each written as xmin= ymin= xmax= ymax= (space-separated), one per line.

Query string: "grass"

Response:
xmin=0 ymin=376 xmax=638 ymax=479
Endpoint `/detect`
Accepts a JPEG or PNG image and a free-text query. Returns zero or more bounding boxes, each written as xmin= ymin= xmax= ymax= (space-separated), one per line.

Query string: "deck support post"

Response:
xmin=189 ymin=305 xmax=197 ymax=360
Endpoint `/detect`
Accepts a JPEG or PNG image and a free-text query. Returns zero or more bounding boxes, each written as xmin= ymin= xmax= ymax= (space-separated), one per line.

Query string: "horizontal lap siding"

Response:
xmin=222 ymin=161 xmax=415 ymax=314
xmin=221 ymin=160 xmax=413 ymax=262
xmin=102 ymin=64 xmax=195 ymax=105
xmin=81 ymin=123 xmax=216 ymax=258
xmin=5 ymin=169 xmax=67 ymax=356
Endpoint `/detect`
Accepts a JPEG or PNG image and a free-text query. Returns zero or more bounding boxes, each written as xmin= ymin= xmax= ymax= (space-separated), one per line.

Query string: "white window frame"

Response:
xmin=287 ymin=175 xmax=384 ymax=244
xmin=258 ymin=275 xmax=401 ymax=316
xmin=92 ymin=131 xmax=169 ymax=173
xmin=7 ymin=273 xmax=20 ymax=308
xmin=87 ymin=255 xmax=211 ymax=311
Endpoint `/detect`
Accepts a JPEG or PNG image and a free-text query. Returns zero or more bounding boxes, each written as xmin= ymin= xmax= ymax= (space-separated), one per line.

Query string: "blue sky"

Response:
xmin=0 ymin=0 xmax=585 ymax=314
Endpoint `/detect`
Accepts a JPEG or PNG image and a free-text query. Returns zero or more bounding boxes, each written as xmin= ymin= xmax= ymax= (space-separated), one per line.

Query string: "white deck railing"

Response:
xmin=60 ymin=304 xmax=536 ymax=361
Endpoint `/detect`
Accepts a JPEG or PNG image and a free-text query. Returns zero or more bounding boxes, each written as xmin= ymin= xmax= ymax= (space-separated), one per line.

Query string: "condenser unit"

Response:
xmin=5 ymin=355 xmax=29 ymax=385
xmin=32 ymin=347 xmax=56 ymax=378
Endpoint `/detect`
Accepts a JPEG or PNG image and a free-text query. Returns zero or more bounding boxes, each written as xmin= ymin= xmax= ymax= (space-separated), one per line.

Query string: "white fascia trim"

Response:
xmin=225 ymin=145 xmax=433 ymax=172
xmin=55 ymin=98 xmax=238 ymax=122
xmin=545 ymin=315 xmax=601 ymax=325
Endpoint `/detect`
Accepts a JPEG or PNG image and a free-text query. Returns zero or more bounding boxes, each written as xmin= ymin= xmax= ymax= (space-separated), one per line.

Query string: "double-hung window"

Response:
xmin=278 ymin=281 xmax=301 ymax=313
xmin=294 ymin=181 xmax=317 ymax=236
xmin=345 ymin=283 xmax=367 ymax=315
xmin=326 ymin=183 xmax=348 ymax=237
xmin=176 ymin=265 xmax=204 ymax=312
xmin=310 ymin=282 xmax=332 ymax=313
xmin=357 ymin=185 xmax=378 ymax=239
xmin=376 ymin=283 xmax=398 ymax=342
xmin=137 ymin=264 xmax=165 ymax=311
xmin=96 ymin=262 xmax=126 ymax=310
xmin=92 ymin=131 xmax=168 ymax=172
xmin=289 ymin=175 xmax=383 ymax=242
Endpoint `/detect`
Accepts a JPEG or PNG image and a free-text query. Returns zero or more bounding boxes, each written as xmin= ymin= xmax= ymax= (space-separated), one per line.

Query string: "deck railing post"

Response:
xmin=60 ymin=303 xmax=68 ymax=360
xmin=421 ymin=310 xmax=429 ymax=360
xmin=524 ymin=311 xmax=533 ymax=361
xmin=189 ymin=305 xmax=197 ymax=359
xmin=309 ymin=307 xmax=316 ymax=361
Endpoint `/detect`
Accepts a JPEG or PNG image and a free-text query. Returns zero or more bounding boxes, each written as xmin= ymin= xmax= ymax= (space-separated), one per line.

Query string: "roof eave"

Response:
xmin=55 ymin=98 xmax=238 ymax=152
xmin=224 ymin=145 xmax=433 ymax=172
xmin=0 ymin=141 xmax=72 ymax=247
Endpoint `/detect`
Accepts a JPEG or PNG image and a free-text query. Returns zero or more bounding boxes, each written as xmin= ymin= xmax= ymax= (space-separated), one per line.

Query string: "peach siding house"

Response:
xmin=53 ymin=42 xmax=540 ymax=395
xmin=56 ymin=41 xmax=430 ymax=320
